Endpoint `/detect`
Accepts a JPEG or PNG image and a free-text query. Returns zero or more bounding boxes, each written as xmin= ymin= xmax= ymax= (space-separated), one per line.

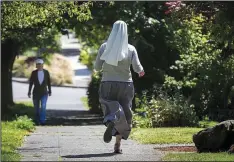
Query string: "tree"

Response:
xmin=75 ymin=1 xmax=179 ymax=111
xmin=73 ymin=1 xmax=234 ymax=119
xmin=1 ymin=1 xmax=92 ymax=114
xmin=76 ymin=1 xmax=193 ymax=112
xmin=76 ymin=1 xmax=180 ymax=91
xmin=163 ymin=1 xmax=234 ymax=119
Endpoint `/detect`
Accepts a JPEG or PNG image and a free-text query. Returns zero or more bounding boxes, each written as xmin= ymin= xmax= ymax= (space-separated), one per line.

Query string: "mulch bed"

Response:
xmin=155 ymin=146 xmax=197 ymax=152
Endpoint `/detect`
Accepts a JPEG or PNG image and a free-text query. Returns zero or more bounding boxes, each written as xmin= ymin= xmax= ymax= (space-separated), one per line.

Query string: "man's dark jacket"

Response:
xmin=28 ymin=69 xmax=51 ymax=99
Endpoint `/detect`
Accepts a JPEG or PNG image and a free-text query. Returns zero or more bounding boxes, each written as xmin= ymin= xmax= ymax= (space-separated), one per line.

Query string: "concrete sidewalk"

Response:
xmin=60 ymin=32 xmax=92 ymax=88
xmin=13 ymin=82 xmax=163 ymax=161
xmin=18 ymin=125 xmax=163 ymax=161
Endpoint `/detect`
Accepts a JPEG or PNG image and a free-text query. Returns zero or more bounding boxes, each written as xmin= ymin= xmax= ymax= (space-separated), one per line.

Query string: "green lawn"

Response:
xmin=198 ymin=120 xmax=218 ymax=128
xmin=130 ymin=119 xmax=218 ymax=144
xmin=1 ymin=102 xmax=35 ymax=161
xmin=130 ymin=127 xmax=203 ymax=144
xmin=130 ymin=127 xmax=234 ymax=161
xmin=163 ymin=152 xmax=234 ymax=161
xmin=130 ymin=122 xmax=234 ymax=161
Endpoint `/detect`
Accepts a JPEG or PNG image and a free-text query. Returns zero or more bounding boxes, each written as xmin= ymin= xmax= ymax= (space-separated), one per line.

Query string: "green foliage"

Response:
xmin=87 ymin=71 xmax=102 ymax=114
xmin=1 ymin=1 xmax=92 ymax=54
xmin=210 ymin=8 xmax=234 ymax=47
xmin=198 ymin=117 xmax=218 ymax=128
xmin=2 ymin=102 xmax=35 ymax=161
xmin=75 ymin=21 xmax=110 ymax=49
xmin=23 ymin=50 xmax=37 ymax=57
xmin=75 ymin=2 xmax=175 ymax=83
xmin=79 ymin=47 xmax=97 ymax=69
xmin=80 ymin=97 xmax=90 ymax=110
xmin=77 ymin=1 xmax=234 ymax=121
xmin=164 ymin=13 xmax=216 ymax=89
xmin=133 ymin=85 xmax=199 ymax=128
xmin=10 ymin=115 xmax=35 ymax=131
xmin=163 ymin=10 xmax=234 ymax=119
xmin=2 ymin=122 xmax=26 ymax=161
xmin=1 ymin=1 xmax=92 ymax=40
xmin=32 ymin=27 xmax=62 ymax=54
xmin=75 ymin=8 xmax=111 ymax=69
xmin=132 ymin=115 xmax=151 ymax=128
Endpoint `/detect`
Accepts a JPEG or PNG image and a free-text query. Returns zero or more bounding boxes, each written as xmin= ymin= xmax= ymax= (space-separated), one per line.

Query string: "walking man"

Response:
xmin=28 ymin=58 xmax=52 ymax=125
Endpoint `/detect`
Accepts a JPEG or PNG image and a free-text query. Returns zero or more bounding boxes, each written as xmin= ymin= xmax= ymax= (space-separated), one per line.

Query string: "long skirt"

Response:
xmin=99 ymin=81 xmax=134 ymax=140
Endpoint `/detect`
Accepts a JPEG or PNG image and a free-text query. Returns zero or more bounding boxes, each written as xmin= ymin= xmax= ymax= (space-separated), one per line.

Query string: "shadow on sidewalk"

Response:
xmin=45 ymin=110 xmax=103 ymax=126
xmin=69 ymin=41 xmax=79 ymax=44
xmin=62 ymin=153 xmax=116 ymax=158
xmin=62 ymin=48 xmax=80 ymax=56
xmin=74 ymin=68 xmax=91 ymax=77
xmin=2 ymin=103 xmax=103 ymax=126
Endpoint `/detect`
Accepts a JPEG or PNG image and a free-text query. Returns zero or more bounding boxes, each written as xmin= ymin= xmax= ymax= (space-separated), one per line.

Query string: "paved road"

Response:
xmin=13 ymin=82 xmax=86 ymax=111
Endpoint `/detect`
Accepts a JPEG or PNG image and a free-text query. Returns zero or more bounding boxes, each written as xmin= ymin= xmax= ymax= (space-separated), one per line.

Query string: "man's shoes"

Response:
xmin=40 ymin=123 xmax=46 ymax=126
xmin=34 ymin=120 xmax=40 ymax=126
xmin=40 ymin=121 xmax=46 ymax=126
xmin=114 ymin=148 xmax=123 ymax=154
xmin=104 ymin=121 xmax=114 ymax=143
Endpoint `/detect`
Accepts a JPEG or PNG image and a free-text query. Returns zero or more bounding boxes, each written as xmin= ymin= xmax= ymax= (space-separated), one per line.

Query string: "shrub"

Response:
xmin=48 ymin=54 xmax=73 ymax=85
xmin=10 ymin=115 xmax=35 ymax=131
xmin=87 ymin=71 xmax=102 ymax=114
xmin=13 ymin=56 xmax=34 ymax=78
xmin=198 ymin=117 xmax=218 ymax=128
xmin=132 ymin=114 xmax=151 ymax=128
xmin=2 ymin=105 xmax=35 ymax=162
xmin=79 ymin=48 xmax=96 ymax=70
xmin=133 ymin=85 xmax=199 ymax=128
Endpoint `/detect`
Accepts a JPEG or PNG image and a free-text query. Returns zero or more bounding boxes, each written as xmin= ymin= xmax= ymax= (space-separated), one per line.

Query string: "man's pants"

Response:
xmin=33 ymin=94 xmax=48 ymax=124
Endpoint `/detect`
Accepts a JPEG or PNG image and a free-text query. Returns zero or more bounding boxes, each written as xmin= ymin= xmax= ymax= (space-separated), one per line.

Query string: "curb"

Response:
xmin=153 ymin=143 xmax=195 ymax=149
xmin=12 ymin=78 xmax=89 ymax=89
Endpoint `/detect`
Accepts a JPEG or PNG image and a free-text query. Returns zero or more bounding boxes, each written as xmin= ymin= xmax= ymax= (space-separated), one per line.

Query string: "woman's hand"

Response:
xmin=138 ymin=71 xmax=145 ymax=77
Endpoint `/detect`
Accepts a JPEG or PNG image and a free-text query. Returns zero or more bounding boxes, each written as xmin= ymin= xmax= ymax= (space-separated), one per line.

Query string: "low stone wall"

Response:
xmin=193 ymin=120 xmax=234 ymax=153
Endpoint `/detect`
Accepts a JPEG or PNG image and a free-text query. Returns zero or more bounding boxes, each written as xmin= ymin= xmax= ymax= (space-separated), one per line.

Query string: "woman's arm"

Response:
xmin=47 ymin=70 xmax=52 ymax=96
xmin=28 ymin=71 xmax=34 ymax=98
xmin=131 ymin=47 xmax=145 ymax=77
xmin=94 ymin=44 xmax=105 ymax=71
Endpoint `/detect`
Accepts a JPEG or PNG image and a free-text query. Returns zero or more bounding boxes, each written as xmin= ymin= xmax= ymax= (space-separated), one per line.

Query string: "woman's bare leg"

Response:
xmin=116 ymin=135 xmax=122 ymax=144
xmin=114 ymin=135 xmax=122 ymax=153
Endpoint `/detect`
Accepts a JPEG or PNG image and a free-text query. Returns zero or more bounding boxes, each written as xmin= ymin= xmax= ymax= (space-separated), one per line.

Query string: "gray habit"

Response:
xmin=99 ymin=81 xmax=134 ymax=140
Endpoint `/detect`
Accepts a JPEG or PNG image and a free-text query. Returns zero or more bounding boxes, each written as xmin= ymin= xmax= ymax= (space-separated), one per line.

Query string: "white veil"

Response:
xmin=100 ymin=20 xmax=128 ymax=66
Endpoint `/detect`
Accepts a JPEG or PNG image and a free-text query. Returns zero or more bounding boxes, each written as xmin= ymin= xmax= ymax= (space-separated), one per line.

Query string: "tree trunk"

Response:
xmin=1 ymin=39 xmax=18 ymax=115
xmin=223 ymin=82 xmax=231 ymax=109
